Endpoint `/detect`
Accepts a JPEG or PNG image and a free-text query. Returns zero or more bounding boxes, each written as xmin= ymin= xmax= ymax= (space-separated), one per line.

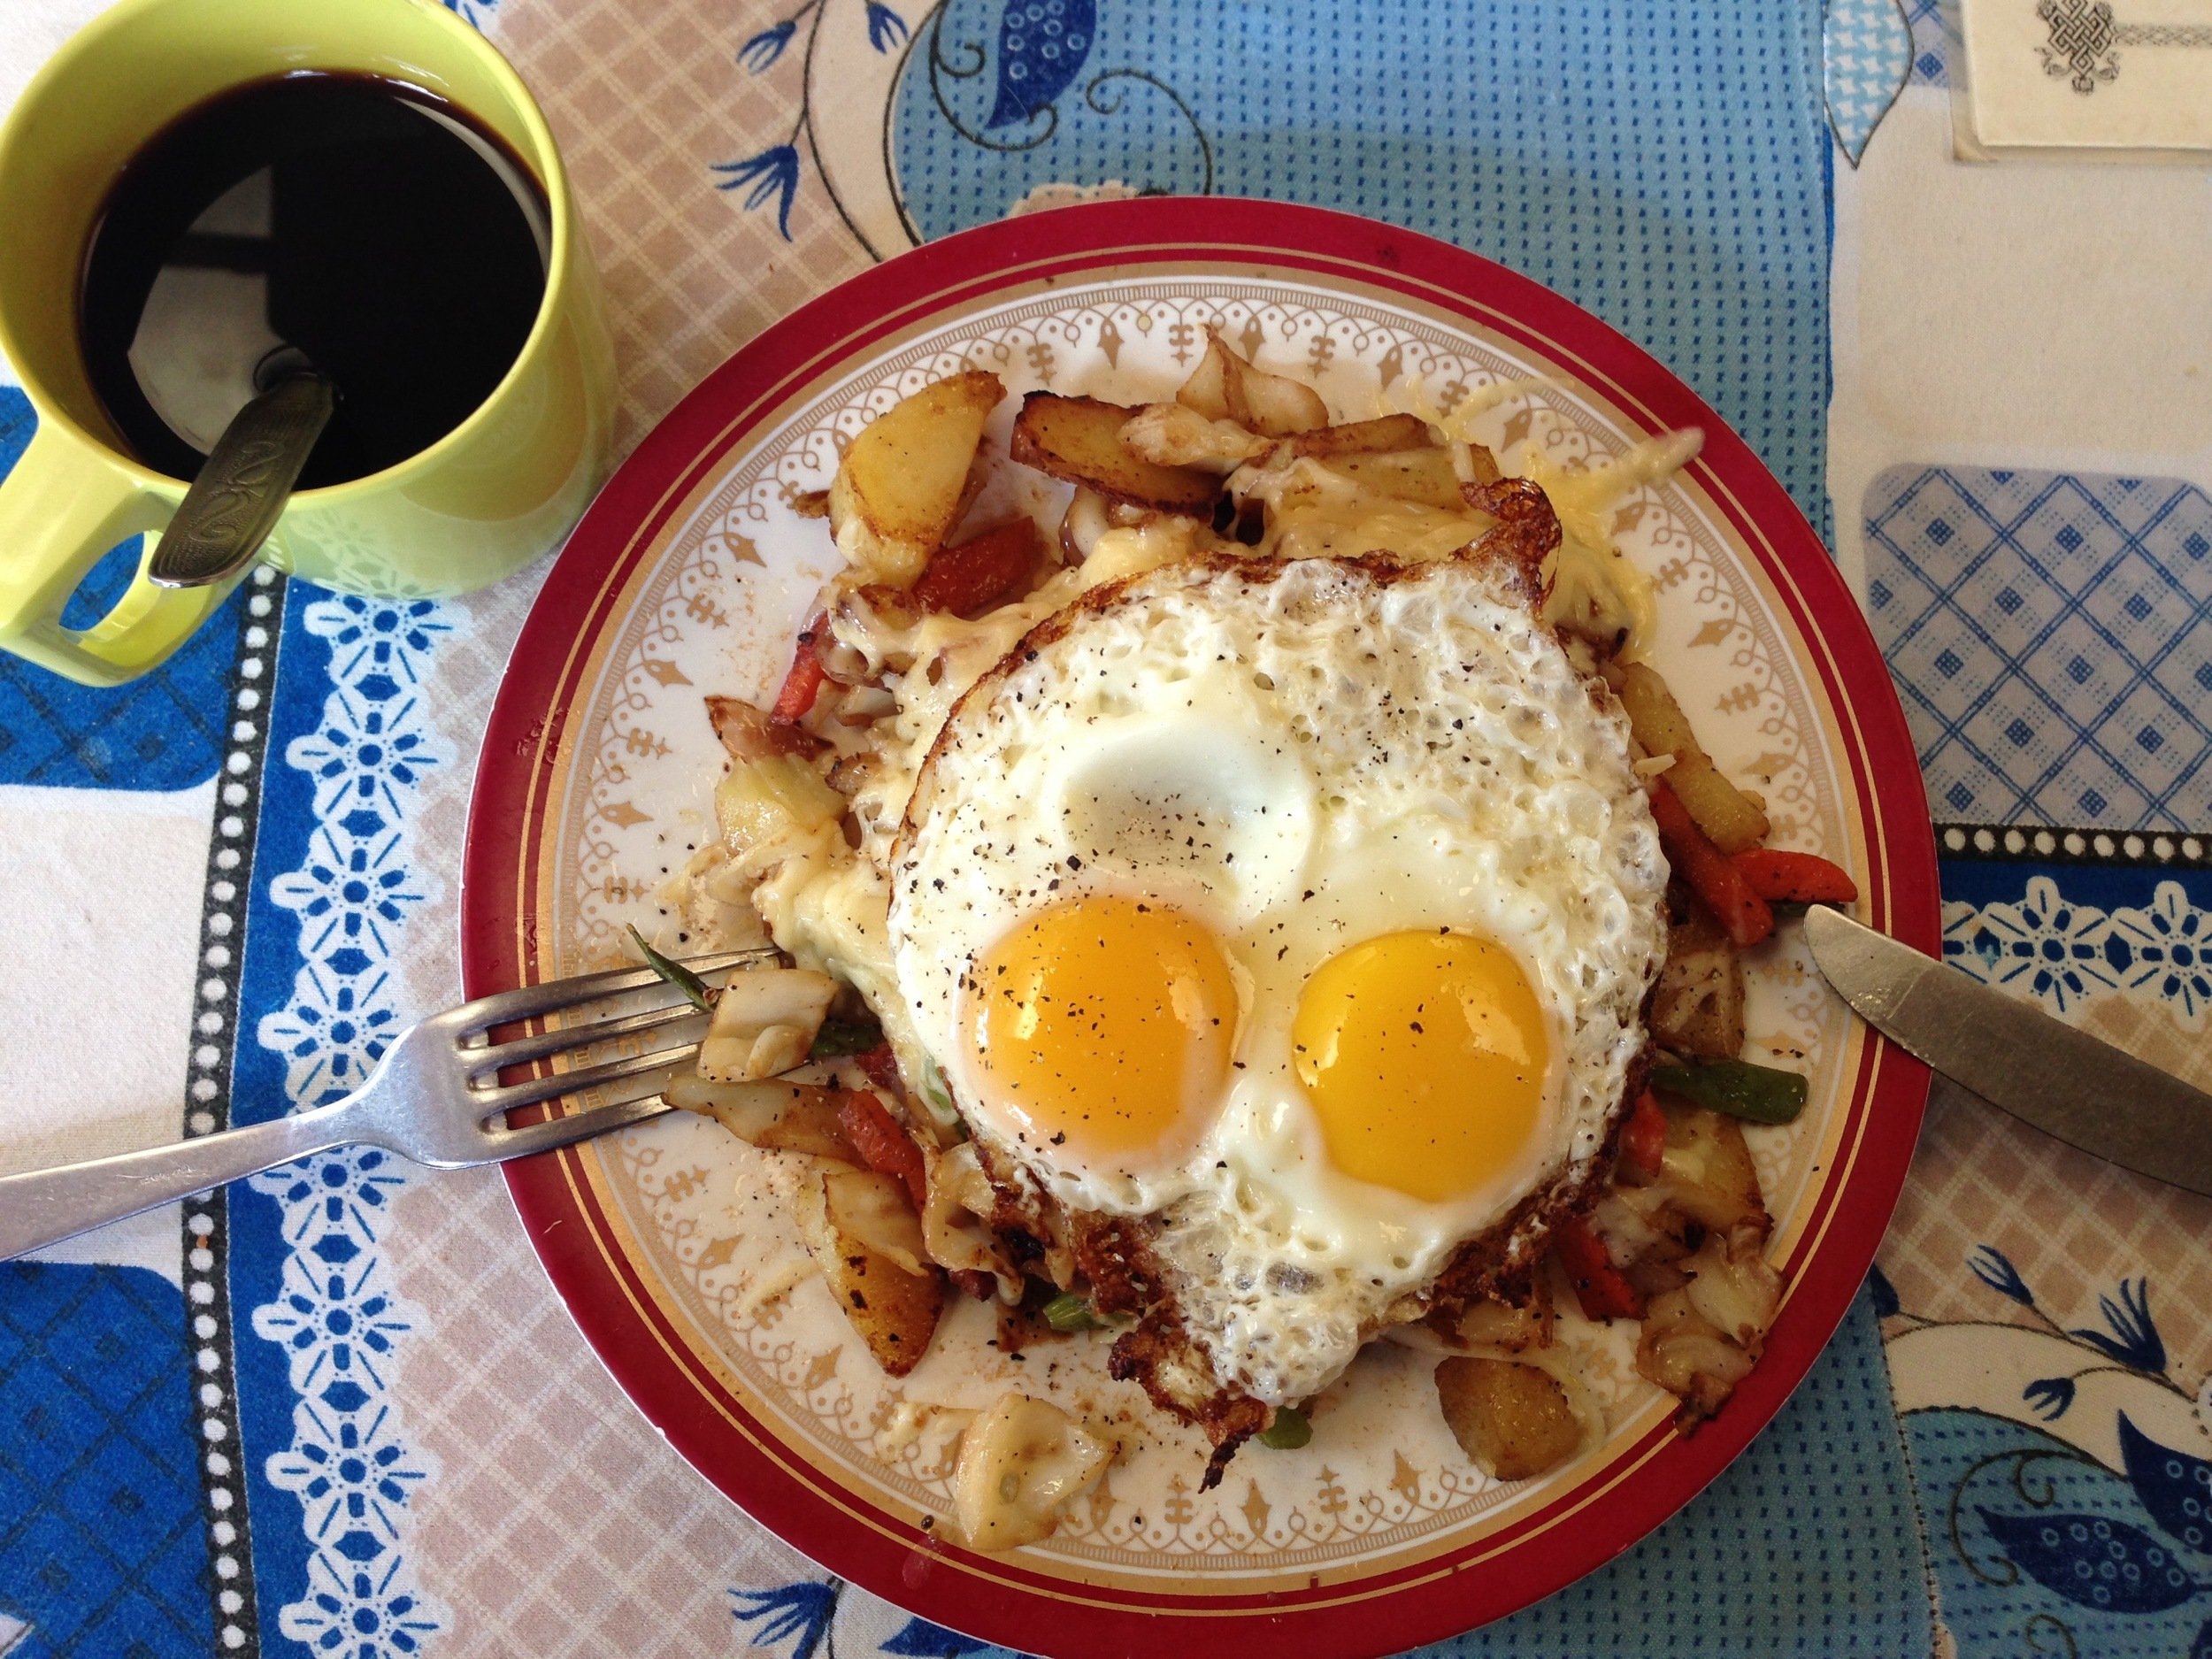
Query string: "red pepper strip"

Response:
xmin=770 ymin=611 xmax=829 ymax=723
xmin=853 ymin=1041 xmax=903 ymax=1095
xmin=1552 ymin=1214 xmax=1646 ymax=1322
xmin=911 ymin=519 xmax=1041 ymax=615
xmin=1649 ymin=780 xmax=1775 ymax=948
xmin=1730 ymin=848 xmax=1859 ymax=905
xmin=837 ymin=1090 xmax=928 ymax=1211
xmin=1617 ymin=1089 xmax=1667 ymax=1184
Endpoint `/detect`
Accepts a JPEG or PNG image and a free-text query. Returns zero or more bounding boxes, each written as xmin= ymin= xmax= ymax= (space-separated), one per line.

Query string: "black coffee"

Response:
xmin=81 ymin=73 xmax=549 ymax=489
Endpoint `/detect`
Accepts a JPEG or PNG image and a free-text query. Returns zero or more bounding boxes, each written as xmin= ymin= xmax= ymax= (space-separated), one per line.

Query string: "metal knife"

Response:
xmin=1804 ymin=904 xmax=2212 ymax=1199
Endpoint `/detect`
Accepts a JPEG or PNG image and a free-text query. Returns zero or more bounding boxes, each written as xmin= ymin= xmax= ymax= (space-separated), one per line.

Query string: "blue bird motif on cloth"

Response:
xmin=1914 ymin=1247 xmax=2212 ymax=1650
xmin=2117 ymin=1414 xmax=2212 ymax=1554
xmin=985 ymin=0 xmax=1095 ymax=129
xmin=1977 ymin=1509 xmax=2201 ymax=1614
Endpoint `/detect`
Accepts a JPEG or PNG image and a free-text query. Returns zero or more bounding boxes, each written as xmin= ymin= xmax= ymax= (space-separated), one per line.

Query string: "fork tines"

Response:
xmin=454 ymin=948 xmax=775 ymax=1117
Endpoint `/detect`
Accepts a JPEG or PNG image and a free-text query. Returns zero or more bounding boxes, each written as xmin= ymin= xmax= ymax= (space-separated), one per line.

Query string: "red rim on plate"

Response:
xmin=461 ymin=198 xmax=1939 ymax=1657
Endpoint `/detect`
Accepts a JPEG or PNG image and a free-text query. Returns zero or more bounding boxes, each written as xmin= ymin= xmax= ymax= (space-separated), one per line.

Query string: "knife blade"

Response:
xmin=1804 ymin=904 xmax=2212 ymax=1198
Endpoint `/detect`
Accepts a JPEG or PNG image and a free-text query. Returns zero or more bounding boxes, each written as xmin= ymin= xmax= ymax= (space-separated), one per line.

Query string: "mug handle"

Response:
xmin=0 ymin=420 xmax=244 ymax=687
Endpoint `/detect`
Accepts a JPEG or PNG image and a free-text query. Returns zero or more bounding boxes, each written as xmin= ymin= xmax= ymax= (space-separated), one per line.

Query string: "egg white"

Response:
xmin=888 ymin=552 xmax=1667 ymax=1402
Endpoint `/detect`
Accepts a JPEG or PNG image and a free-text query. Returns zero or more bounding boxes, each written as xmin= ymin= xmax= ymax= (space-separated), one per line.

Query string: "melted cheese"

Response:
xmin=1517 ymin=428 xmax=1700 ymax=658
xmin=741 ymin=409 xmax=1694 ymax=1131
xmin=1381 ymin=376 xmax=1693 ymax=657
xmin=1239 ymin=455 xmax=1494 ymax=565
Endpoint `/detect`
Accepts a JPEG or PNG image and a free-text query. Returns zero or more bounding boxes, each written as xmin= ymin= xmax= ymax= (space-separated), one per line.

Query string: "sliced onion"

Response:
xmin=1058 ymin=488 xmax=1113 ymax=563
xmin=816 ymin=637 xmax=874 ymax=686
xmin=833 ymin=685 xmax=896 ymax=724
xmin=823 ymin=1166 xmax=931 ymax=1278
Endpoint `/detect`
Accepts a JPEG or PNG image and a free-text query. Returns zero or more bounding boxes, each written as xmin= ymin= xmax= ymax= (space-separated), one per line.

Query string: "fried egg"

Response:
xmin=886 ymin=550 xmax=1667 ymax=1404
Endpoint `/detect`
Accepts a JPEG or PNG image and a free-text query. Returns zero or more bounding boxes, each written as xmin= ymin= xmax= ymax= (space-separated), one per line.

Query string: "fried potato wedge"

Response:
xmin=1649 ymin=902 xmax=1747 ymax=1059
xmin=1010 ymin=393 xmax=1221 ymax=511
xmin=1288 ymin=413 xmax=1435 ymax=456
xmin=665 ymin=1075 xmax=858 ymax=1162
xmin=796 ymin=1166 xmax=945 ymax=1378
xmin=1318 ymin=449 xmax=1470 ymax=511
xmin=1434 ymin=1282 xmax=1555 ymax=1353
xmin=1455 ymin=440 xmax=1504 ymax=487
xmin=1436 ymin=1356 xmax=1582 ymax=1482
xmin=1613 ymin=662 xmax=1770 ymax=853
xmin=829 ymin=370 xmax=1003 ymax=588
xmin=1652 ymin=1099 xmax=1768 ymax=1239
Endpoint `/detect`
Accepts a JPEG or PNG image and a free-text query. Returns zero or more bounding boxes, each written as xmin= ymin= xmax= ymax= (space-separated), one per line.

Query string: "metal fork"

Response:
xmin=0 ymin=951 xmax=764 ymax=1263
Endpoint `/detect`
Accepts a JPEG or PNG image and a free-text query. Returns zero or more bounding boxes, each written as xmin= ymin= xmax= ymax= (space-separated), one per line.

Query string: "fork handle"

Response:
xmin=0 ymin=1102 xmax=364 ymax=1262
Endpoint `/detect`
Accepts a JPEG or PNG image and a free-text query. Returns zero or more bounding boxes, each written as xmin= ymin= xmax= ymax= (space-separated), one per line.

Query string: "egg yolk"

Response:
xmin=1292 ymin=931 xmax=1552 ymax=1205
xmin=964 ymin=895 xmax=1238 ymax=1167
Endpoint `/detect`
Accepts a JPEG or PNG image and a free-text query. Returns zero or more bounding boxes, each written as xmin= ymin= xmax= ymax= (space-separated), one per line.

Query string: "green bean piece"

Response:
xmin=809 ymin=1018 xmax=883 ymax=1058
xmin=1043 ymin=1293 xmax=1110 ymax=1333
xmin=1648 ymin=1059 xmax=1809 ymax=1125
xmin=1259 ymin=1406 xmax=1312 ymax=1449
xmin=628 ymin=925 xmax=715 ymax=1015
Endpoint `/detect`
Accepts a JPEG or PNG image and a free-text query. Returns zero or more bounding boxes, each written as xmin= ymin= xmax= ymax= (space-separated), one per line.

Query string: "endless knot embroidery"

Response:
xmin=2039 ymin=0 xmax=2121 ymax=91
xmin=2039 ymin=0 xmax=2212 ymax=93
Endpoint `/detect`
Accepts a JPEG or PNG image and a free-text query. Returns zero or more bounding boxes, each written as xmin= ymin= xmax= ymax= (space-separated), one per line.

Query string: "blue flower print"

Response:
xmin=731 ymin=1580 xmax=839 ymax=1657
xmin=2070 ymin=1279 xmax=2166 ymax=1373
xmin=867 ymin=3 xmax=910 ymax=53
xmin=741 ymin=19 xmax=798 ymax=72
xmin=713 ymin=145 xmax=802 ymax=241
xmin=1970 ymin=1243 xmax=2036 ymax=1307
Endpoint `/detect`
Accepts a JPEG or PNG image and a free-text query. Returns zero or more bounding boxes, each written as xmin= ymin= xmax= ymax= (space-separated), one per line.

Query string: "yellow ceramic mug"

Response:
xmin=0 ymin=0 xmax=616 ymax=686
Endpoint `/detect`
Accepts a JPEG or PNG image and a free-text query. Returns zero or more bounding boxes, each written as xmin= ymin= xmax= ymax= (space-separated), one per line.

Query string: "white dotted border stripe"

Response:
xmin=1937 ymin=821 xmax=2211 ymax=867
xmin=181 ymin=565 xmax=279 ymax=1655
xmin=246 ymin=590 xmax=457 ymax=1655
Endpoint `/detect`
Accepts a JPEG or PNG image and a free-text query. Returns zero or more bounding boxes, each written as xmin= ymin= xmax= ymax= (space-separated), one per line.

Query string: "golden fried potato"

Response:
xmin=1288 ymin=413 xmax=1435 ymax=456
xmin=828 ymin=371 xmax=1004 ymax=587
xmin=1437 ymin=1283 xmax=1554 ymax=1353
xmin=796 ymin=1167 xmax=945 ymax=1378
xmin=1652 ymin=1099 xmax=1769 ymax=1239
xmin=1649 ymin=904 xmax=1746 ymax=1059
xmin=665 ymin=1075 xmax=856 ymax=1162
xmin=1319 ymin=449 xmax=1470 ymax=511
xmin=1436 ymin=1356 xmax=1582 ymax=1481
xmin=1613 ymin=662 xmax=1770 ymax=852
xmin=1010 ymin=393 xmax=1221 ymax=511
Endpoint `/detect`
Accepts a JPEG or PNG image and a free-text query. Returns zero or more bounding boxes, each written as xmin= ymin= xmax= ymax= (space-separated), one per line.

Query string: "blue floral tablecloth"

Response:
xmin=6 ymin=1 xmax=2212 ymax=1655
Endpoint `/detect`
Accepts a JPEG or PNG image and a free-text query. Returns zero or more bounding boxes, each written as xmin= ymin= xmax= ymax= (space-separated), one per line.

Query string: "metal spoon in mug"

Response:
xmin=147 ymin=348 xmax=334 ymax=588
